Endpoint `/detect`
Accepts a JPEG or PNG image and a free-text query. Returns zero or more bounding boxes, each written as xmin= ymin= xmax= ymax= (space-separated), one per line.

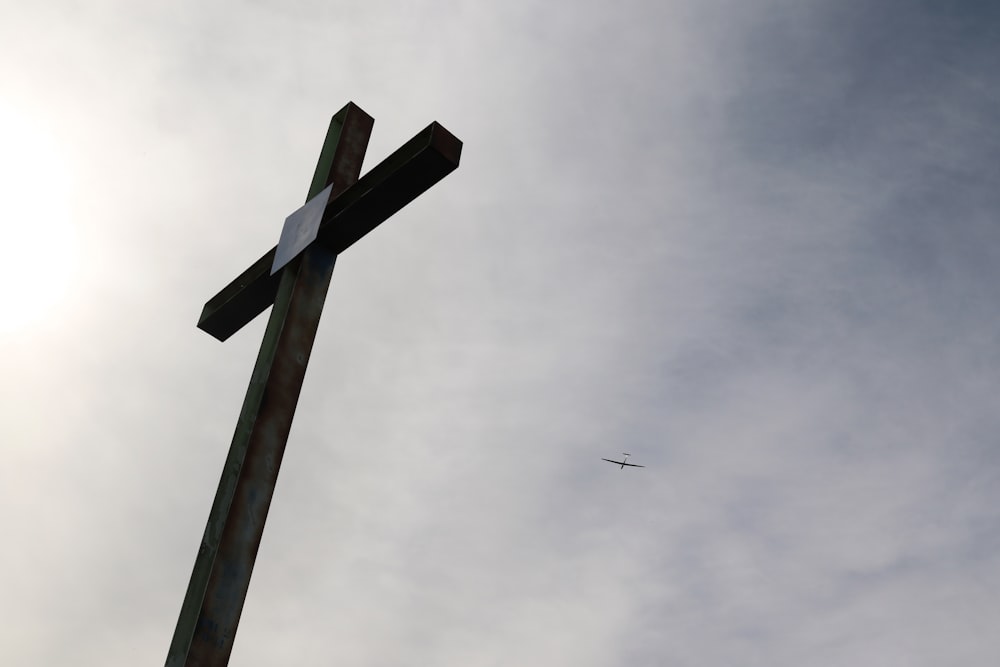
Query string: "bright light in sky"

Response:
xmin=0 ymin=103 xmax=77 ymax=333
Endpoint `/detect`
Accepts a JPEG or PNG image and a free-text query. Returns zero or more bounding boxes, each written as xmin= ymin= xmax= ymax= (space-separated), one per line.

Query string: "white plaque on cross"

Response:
xmin=270 ymin=182 xmax=334 ymax=275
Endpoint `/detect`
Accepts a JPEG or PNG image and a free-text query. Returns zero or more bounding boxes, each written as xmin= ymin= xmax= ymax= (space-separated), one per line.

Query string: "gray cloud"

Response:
xmin=2 ymin=0 xmax=999 ymax=665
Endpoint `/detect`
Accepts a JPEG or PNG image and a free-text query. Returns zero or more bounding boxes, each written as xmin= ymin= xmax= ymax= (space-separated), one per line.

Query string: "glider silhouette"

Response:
xmin=602 ymin=452 xmax=645 ymax=469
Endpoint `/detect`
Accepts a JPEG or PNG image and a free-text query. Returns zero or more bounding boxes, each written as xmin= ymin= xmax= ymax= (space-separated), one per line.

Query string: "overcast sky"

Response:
xmin=2 ymin=1 xmax=999 ymax=665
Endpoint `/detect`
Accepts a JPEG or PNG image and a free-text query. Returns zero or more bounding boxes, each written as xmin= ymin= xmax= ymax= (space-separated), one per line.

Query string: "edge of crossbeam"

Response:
xmin=197 ymin=121 xmax=462 ymax=342
xmin=317 ymin=121 xmax=463 ymax=254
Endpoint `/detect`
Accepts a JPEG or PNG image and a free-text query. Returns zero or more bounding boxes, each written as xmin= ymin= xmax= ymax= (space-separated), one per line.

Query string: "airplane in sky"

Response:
xmin=602 ymin=453 xmax=645 ymax=470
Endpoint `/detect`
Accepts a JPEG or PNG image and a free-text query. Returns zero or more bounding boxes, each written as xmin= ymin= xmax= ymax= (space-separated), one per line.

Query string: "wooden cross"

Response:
xmin=166 ymin=102 xmax=462 ymax=666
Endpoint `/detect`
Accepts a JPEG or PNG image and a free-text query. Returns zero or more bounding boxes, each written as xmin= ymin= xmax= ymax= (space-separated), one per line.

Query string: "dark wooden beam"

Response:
xmin=197 ymin=122 xmax=462 ymax=341
xmin=167 ymin=101 xmax=375 ymax=667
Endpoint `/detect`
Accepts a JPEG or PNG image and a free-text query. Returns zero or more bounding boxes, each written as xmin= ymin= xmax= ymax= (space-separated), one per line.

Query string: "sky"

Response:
xmin=2 ymin=0 xmax=1000 ymax=664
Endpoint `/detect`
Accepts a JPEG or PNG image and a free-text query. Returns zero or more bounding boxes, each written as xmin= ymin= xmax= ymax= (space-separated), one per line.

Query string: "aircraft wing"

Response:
xmin=601 ymin=458 xmax=624 ymax=465
xmin=621 ymin=462 xmax=645 ymax=468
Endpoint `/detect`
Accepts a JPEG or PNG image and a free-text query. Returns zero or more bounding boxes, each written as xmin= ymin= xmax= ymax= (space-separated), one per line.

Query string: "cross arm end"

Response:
xmin=196 ymin=249 xmax=282 ymax=341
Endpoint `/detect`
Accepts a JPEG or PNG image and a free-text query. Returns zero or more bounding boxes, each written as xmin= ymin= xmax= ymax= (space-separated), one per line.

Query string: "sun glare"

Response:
xmin=0 ymin=104 xmax=77 ymax=334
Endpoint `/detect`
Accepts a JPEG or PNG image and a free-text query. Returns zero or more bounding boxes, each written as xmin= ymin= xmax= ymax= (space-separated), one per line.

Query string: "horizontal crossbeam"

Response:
xmin=198 ymin=121 xmax=462 ymax=341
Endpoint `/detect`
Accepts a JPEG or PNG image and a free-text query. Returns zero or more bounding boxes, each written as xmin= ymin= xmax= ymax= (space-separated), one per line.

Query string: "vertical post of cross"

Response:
xmin=166 ymin=103 xmax=374 ymax=667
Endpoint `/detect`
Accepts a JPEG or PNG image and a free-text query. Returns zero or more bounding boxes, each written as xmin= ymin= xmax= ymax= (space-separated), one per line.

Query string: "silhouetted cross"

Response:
xmin=166 ymin=102 xmax=461 ymax=667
